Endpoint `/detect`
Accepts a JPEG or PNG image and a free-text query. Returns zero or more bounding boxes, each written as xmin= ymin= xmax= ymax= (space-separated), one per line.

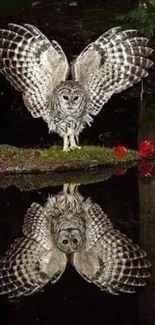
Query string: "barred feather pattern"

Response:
xmin=0 ymin=202 xmax=67 ymax=298
xmin=73 ymin=27 xmax=153 ymax=116
xmin=0 ymin=24 xmax=153 ymax=150
xmin=0 ymin=23 xmax=69 ymax=122
xmin=0 ymin=185 xmax=151 ymax=297
xmin=72 ymin=202 xmax=151 ymax=294
xmin=43 ymin=184 xmax=88 ymax=253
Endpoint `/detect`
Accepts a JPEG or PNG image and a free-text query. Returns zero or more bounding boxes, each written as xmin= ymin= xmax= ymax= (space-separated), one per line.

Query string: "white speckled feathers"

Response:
xmin=0 ymin=185 xmax=150 ymax=298
xmin=0 ymin=23 xmax=69 ymax=121
xmin=72 ymin=26 xmax=153 ymax=115
xmin=72 ymin=202 xmax=151 ymax=294
xmin=0 ymin=24 xmax=153 ymax=150
xmin=0 ymin=202 xmax=67 ymax=298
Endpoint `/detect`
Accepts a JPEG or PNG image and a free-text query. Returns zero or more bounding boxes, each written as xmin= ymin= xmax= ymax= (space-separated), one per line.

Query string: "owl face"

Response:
xmin=54 ymin=81 xmax=87 ymax=115
xmin=56 ymin=228 xmax=83 ymax=253
xmin=51 ymin=214 xmax=86 ymax=254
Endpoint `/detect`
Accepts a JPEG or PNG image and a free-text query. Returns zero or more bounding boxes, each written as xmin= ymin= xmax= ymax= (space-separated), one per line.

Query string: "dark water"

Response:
xmin=0 ymin=166 xmax=155 ymax=325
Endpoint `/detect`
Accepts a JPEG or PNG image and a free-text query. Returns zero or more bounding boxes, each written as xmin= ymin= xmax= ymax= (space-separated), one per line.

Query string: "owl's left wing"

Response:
xmin=72 ymin=27 xmax=153 ymax=116
xmin=0 ymin=203 xmax=67 ymax=298
xmin=71 ymin=203 xmax=151 ymax=294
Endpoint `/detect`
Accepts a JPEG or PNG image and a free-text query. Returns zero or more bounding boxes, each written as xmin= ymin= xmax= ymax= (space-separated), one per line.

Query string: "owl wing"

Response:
xmin=0 ymin=203 xmax=67 ymax=298
xmin=0 ymin=23 xmax=69 ymax=122
xmin=71 ymin=27 xmax=153 ymax=115
xmin=71 ymin=203 xmax=151 ymax=294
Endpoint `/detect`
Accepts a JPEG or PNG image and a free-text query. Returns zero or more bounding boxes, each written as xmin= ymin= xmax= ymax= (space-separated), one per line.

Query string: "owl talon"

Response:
xmin=63 ymin=146 xmax=81 ymax=151
xmin=70 ymin=145 xmax=81 ymax=150
xmin=63 ymin=148 xmax=70 ymax=152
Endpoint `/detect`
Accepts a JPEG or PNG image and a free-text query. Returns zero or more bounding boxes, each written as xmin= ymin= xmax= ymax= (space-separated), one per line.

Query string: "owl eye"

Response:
xmin=63 ymin=95 xmax=69 ymax=100
xmin=72 ymin=238 xmax=78 ymax=244
xmin=73 ymin=96 xmax=79 ymax=101
xmin=62 ymin=239 xmax=69 ymax=245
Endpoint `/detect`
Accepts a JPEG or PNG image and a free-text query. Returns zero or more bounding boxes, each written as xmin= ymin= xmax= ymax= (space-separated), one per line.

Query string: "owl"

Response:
xmin=0 ymin=24 xmax=153 ymax=150
xmin=0 ymin=184 xmax=150 ymax=298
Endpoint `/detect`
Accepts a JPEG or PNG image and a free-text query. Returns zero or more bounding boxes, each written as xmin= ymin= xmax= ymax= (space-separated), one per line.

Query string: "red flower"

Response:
xmin=139 ymin=163 xmax=154 ymax=178
xmin=114 ymin=167 xmax=127 ymax=176
xmin=138 ymin=140 xmax=155 ymax=158
xmin=114 ymin=145 xmax=128 ymax=159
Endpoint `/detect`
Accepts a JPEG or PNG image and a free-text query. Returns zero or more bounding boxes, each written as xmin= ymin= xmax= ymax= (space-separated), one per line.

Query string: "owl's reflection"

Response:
xmin=0 ymin=184 xmax=150 ymax=298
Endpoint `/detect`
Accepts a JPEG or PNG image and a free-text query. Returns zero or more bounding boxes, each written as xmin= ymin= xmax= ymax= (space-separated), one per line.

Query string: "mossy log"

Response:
xmin=0 ymin=144 xmax=140 ymax=189
xmin=0 ymin=145 xmax=139 ymax=174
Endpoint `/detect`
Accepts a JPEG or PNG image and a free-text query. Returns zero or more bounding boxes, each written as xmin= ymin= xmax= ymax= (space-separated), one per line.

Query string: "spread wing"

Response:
xmin=0 ymin=23 xmax=69 ymax=122
xmin=72 ymin=27 xmax=153 ymax=116
xmin=71 ymin=203 xmax=151 ymax=294
xmin=0 ymin=203 xmax=67 ymax=298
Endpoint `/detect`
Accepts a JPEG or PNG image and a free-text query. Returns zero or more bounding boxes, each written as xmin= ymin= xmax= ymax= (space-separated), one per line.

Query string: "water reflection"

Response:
xmin=138 ymin=164 xmax=155 ymax=325
xmin=0 ymin=183 xmax=150 ymax=298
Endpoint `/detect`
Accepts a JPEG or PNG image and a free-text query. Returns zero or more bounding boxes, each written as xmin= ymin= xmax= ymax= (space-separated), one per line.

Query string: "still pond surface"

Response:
xmin=0 ymin=165 xmax=154 ymax=325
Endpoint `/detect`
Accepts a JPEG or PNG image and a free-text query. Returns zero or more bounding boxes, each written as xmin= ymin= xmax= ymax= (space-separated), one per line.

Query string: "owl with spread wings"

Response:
xmin=0 ymin=184 xmax=150 ymax=298
xmin=0 ymin=24 xmax=153 ymax=150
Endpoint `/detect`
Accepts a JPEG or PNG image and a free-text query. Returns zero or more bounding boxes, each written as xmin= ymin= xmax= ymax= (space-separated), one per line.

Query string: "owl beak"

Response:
xmin=68 ymin=101 xmax=71 ymax=109
xmin=68 ymin=102 xmax=74 ymax=110
xmin=48 ymin=125 xmax=52 ymax=133
xmin=48 ymin=121 xmax=54 ymax=133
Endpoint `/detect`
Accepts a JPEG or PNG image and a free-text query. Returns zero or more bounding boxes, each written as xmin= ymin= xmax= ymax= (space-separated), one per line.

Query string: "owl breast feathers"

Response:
xmin=0 ymin=24 xmax=153 ymax=150
xmin=0 ymin=184 xmax=151 ymax=298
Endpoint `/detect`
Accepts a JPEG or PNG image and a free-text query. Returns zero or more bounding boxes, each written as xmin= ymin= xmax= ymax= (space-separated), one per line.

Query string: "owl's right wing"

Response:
xmin=72 ymin=203 xmax=151 ymax=294
xmin=0 ymin=23 xmax=69 ymax=122
xmin=72 ymin=27 xmax=153 ymax=116
xmin=0 ymin=203 xmax=67 ymax=298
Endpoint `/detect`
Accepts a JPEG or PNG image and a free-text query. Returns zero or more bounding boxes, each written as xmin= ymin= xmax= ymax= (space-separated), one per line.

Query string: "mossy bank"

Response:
xmin=0 ymin=145 xmax=139 ymax=174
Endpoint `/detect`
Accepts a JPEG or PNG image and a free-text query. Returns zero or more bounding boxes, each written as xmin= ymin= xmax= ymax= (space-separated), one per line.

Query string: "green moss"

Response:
xmin=0 ymin=145 xmax=139 ymax=189
xmin=0 ymin=145 xmax=139 ymax=174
